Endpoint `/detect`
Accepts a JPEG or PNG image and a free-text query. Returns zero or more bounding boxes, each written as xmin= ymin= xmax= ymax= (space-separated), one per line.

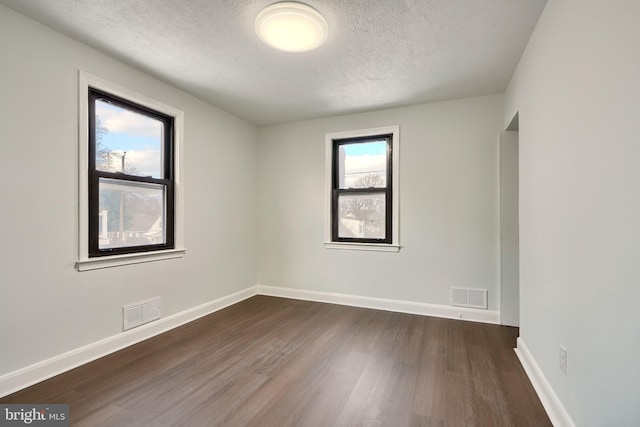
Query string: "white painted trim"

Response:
xmin=77 ymin=71 xmax=186 ymax=271
xmin=324 ymin=125 xmax=400 ymax=249
xmin=323 ymin=242 xmax=400 ymax=252
xmin=257 ymin=285 xmax=499 ymax=324
xmin=76 ymin=249 xmax=186 ymax=271
xmin=514 ymin=337 xmax=576 ymax=427
xmin=78 ymin=71 xmax=90 ymax=262
xmin=0 ymin=286 xmax=257 ymax=398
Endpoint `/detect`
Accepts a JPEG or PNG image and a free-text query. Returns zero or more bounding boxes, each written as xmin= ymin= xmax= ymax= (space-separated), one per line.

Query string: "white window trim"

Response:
xmin=76 ymin=71 xmax=185 ymax=271
xmin=324 ymin=125 xmax=400 ymax=252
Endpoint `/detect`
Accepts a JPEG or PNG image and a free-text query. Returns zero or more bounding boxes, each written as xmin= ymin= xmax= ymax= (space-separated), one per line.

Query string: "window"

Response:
xmin=77 ymin=72 xmax=185 ymax=271
xmin=325 ymin=126 xmax=400 ymax=252
xmin=88 ymin=88 xmax=174 ymax=257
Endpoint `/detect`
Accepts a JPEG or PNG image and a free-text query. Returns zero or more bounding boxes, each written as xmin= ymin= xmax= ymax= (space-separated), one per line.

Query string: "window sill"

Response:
xmin=76 ymin=248 xmax=186 ymax=271
xmin=324 ymin=242 xmax=401 ymax=252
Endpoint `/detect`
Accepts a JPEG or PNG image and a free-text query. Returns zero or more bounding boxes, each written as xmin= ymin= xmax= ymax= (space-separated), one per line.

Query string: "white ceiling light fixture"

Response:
xmin=255 ymin=2 xmax=328 ymax=53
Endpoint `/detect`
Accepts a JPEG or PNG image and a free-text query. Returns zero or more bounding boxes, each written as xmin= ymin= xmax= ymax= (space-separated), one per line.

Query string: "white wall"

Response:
xmin=504 ymin=0 xmax=640 ymax=425
xmin=499 ymin=130 xmax=519 ymax=327
xmin=258 ymin=95 xmax=503 ymax=310
xmin=0 ymin=5 xmax=257 ymax=377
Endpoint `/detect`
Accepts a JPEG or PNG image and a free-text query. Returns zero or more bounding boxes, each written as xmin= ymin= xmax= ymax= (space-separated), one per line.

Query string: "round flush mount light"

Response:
xmin=255 ymin=2 xmax=328 ymax=52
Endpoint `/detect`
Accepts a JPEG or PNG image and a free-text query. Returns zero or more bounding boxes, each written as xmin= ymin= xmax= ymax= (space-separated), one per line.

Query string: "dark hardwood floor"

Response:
xmin=1 ymin=296 xmax=551 ymax=426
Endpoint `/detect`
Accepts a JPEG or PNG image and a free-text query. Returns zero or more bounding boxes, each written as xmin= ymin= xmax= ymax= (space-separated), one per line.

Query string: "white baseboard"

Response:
xmin=0 ymin=285 xmax=258 ymax=398
xmin=1 ymin=284 xmax=500 ymax=398
xmin=257 ymin=285 xmax=500 ymax=324
xmin=514 ymin=337 xmax=575 ymax=427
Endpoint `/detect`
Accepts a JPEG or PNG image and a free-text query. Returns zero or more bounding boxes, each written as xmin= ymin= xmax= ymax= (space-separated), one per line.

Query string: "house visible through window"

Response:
xmin=325 ymin=126 xmax=400 ymax=251
xmin=88 ymin=88 xmax=174 ymax=257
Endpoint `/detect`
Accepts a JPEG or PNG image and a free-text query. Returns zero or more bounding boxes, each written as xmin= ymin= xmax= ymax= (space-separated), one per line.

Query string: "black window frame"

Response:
xmin=88 ymin=88 xmax=175 ymax=257
xmin=331 ymin=134 xmax=393 ymax=244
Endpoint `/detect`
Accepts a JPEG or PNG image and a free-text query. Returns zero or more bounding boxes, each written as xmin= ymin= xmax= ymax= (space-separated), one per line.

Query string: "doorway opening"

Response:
xmin=500 ymin=112 xmax=520 ymax=326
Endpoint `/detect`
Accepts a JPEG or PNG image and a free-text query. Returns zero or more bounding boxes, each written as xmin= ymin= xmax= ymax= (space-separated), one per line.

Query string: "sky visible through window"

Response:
xmin=342 ymin=140 xmax=387 ymax=188
xmin=96 ymin=101 xmax=163 ymax=178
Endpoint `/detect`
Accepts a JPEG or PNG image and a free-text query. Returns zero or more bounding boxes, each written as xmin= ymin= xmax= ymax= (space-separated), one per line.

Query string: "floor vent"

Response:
xmin=450 ymin=288 xmax=488 ymax=309
xmin=124 ymin=297 xmax=161 ymax=331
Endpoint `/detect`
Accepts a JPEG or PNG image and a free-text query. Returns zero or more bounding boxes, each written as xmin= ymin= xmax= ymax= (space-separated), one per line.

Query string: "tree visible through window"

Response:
xmin=88 ymin=88 xmax=174 ymax=257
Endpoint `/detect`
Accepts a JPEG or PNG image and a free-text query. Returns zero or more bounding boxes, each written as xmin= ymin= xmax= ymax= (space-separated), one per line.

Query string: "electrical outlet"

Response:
xmin=559 ymin=345 xmax=567 ymax=374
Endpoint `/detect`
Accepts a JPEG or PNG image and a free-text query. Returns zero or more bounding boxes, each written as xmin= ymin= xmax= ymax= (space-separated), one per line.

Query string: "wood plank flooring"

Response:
xmin=1 ymin=296 xmax=551 ymax=426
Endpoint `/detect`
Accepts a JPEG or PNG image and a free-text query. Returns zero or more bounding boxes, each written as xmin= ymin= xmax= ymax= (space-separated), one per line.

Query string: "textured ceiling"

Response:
xmin=1 ymin=0 xmax=547 ymax=126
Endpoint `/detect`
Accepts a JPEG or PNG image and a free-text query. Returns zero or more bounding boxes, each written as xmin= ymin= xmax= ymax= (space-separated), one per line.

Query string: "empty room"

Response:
xmin=0 ymin=0 xmax=638 ymax=426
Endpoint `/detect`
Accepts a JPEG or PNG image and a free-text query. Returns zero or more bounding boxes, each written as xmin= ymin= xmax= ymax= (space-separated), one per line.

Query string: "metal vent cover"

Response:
xmin=450 ymin=287 xmax=488 ymax=309
xmin=123 ymin=297 xmax=161 ymax=330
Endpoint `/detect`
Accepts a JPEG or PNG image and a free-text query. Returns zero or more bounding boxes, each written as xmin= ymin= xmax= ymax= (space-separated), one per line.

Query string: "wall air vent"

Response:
xmin=450 ymin=288 xmax=488 ymax=309
xmin=123 ymin=297 xmax=161 ymax=331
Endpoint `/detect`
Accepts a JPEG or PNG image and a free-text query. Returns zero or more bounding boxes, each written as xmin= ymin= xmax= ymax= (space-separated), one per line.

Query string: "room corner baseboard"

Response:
xmin=1 ymin=285 xmax=499 ymax=398
xmin=0 ymin=286 xmax=258 ymax=398
xmin=257 ymin=285 xmax=500 ymax=324
xmin=514 ymin=337 xmax=576 ymax=427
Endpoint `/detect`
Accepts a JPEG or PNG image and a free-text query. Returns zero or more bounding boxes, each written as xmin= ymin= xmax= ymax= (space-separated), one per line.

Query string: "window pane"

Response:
xmin=98 ymin=178 xmax=166 ymax=249
xmin=95 ymin=99 xmax=164 ymax=178
xmin=338 ymin=140 xmax=387 ymax=189
xmin=338 ymin=193 xmax=385 ymax=239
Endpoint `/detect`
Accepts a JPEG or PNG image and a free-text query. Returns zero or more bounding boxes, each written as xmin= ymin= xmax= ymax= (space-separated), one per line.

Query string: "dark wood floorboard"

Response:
xmin=1 ymin=296 xmax=551 ymax=426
